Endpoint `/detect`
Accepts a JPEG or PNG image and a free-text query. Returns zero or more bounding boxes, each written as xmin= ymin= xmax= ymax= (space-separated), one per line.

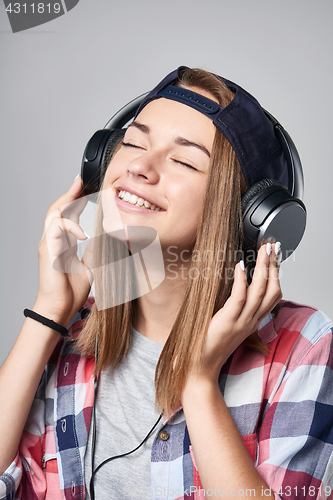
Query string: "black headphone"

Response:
xmin=81 ymin=94 xmax=306 ymax=263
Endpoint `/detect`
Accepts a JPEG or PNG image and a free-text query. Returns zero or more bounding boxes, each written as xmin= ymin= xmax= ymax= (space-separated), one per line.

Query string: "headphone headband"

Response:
xmin=104 ymin=93 xmax=148 ymax=131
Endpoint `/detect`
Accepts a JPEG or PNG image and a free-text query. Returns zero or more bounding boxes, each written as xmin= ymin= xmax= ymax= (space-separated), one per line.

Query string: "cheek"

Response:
xmin=186 ymin=184 xmax=207 ymax=232
xmin=168 ymin=184 xmax=206 ymax=240
xmin=100 ymin=157 xmax=123 ymax=231
xmin=102 ymin=144 xmax=129 ymax=186
xmin=102 ymin=157 xmax=120 ymax=187
xmin=184 ymin=182 xmax=206 ymax=218
xmin=100 ymin=187 xmax=124 ymax=234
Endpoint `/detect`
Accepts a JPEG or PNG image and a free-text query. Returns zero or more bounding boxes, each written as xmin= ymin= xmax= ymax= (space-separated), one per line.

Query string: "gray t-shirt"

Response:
xmin=84 ymin=327 xmax=164 ymax=499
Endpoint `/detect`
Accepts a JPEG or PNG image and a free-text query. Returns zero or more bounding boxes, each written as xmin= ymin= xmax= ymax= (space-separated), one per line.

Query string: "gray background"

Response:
xmin=1 ymin=0 xmax=332 ymax=366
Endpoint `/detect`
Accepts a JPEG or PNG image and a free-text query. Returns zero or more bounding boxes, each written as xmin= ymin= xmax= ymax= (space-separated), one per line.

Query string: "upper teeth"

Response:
xmin=118 ymin=190 xmax=161 ymax=211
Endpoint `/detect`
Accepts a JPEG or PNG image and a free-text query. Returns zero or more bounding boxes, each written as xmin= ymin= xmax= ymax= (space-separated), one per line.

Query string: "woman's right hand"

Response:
xmin=33 ymin=176 xmax=94 ymax=326
xmin=0 ymin=176 xmax=95 ymax=476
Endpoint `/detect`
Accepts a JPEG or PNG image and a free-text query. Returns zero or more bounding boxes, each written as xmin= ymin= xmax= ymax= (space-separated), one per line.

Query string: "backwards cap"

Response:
xmin=134 ymin=66 xmax=289 ymax=190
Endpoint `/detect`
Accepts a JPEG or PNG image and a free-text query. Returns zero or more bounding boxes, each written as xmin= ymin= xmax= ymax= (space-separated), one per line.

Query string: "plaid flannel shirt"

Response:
xmin=1 ymin=300 xmax=333 ymax=500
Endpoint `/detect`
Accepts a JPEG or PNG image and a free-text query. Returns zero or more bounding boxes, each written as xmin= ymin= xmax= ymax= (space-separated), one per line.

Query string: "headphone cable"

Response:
xmin=89 ymin=336 xmax=163 ymax=500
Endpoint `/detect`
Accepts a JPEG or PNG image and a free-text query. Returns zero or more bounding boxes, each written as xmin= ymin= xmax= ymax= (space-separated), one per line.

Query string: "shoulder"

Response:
xmin=259 ymin=300 xmax=332 ymax=343
xmin=274 ymin=300 xmax=332 ymax=342
xmin=259 ymin=300 xmax=333 ymax=371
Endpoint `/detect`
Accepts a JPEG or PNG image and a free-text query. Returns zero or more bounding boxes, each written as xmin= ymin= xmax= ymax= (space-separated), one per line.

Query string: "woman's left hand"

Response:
xmin=196 ymin=242 xmax=282 ymax=383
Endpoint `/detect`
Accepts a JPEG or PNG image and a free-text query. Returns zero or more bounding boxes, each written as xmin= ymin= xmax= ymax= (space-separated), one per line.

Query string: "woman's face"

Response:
xmin=102 ymin=92 xmax=216 ymax=253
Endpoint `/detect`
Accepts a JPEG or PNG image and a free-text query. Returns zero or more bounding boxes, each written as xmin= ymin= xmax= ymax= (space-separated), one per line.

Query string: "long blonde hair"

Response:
xmin=77 ymin=68 xmax=267 ymax=415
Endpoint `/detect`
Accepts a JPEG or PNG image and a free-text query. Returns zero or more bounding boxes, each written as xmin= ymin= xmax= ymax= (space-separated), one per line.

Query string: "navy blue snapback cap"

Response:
xmin=134 ymin=66 xmax=289 ymax=191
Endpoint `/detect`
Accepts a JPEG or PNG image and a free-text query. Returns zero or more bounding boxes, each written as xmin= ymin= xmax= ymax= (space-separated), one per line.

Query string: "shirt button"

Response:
xmin=81 ymin=308 xmax=91 ymax=320
xmin=158 ymin=430 xmax=170 ymax=441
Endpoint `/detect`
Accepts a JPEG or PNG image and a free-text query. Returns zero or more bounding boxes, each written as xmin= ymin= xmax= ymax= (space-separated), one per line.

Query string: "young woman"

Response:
xmin=0 ymin=67 xmax=332 ymax=500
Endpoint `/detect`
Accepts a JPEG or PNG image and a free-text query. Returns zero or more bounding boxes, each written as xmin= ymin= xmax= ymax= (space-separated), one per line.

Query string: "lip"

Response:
xmin=114 ymin=184 xmax=166 ymax=212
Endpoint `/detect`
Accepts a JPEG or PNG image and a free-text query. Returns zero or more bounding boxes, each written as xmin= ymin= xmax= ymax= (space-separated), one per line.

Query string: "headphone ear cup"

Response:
xmin=81 ymin=128 xmax=125 ymax=195
xmin=241 ymin=178 xmax=306 ymax=263
xmin=99 ymin=129 xmax=126 ymax=188
xmin=241 ymin=179 xmax=284 ymax=213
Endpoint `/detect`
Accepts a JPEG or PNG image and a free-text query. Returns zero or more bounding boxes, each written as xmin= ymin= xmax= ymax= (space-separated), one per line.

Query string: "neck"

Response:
xmin=133 ymin=259 xmax=190 ymax=344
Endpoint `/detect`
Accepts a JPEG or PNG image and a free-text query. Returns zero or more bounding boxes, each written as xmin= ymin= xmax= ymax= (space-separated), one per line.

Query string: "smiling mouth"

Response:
xmin=117 ymin=189 xmax=163 ymax=211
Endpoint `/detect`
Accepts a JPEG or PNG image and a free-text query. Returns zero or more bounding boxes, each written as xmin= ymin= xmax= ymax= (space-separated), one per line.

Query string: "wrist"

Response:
xmin=24 ymin=309 xmax=69 ymax=338
xmin=32 ymin=299 xmax=71 ymax=327
xmin=182 ymin=374 xmax=221 ymax=406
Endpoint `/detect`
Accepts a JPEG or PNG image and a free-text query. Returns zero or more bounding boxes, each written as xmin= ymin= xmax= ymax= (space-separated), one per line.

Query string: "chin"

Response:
xmin=102 ymin=217 xmax=160 ymax=254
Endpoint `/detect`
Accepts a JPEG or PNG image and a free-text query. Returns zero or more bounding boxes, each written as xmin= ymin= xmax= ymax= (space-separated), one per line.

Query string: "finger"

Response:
xmin=272 ymin=241 xmax=282 ymax=272
xmin=60 ymin=194 xmax=88 ymax=225
xmin=81 ymin=239 xmax=94 ymax=284
xmin=45 ymin=176 xmax=85 ymax=223
xmin=44 ymin=196 xmax=88 ymax=234
xmin=42 ymin=177 xmax=84 ymax=236
xmin=45 ymin=217 xmax=88 ymax=267
xmin=256 ymin=293 xmax=282 ymax=326
xmin=241 ymin=244 xmax=271 ymax=318
xmin=46 ymin=215 xmax=88 ymax=242
xmin=220 ymin=261 xmax=248 ymax=321
xmin=254 ymin=242 xmax=283 ymax=321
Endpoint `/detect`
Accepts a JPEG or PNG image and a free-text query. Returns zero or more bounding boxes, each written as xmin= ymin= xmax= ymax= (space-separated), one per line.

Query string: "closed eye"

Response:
xmin=121 ymin=141 xmax=144 ymax=150
xmin=173 ymin=159 xmax=197 ymax=171
xmin=122 ymin=142 xmax=197 ymax=171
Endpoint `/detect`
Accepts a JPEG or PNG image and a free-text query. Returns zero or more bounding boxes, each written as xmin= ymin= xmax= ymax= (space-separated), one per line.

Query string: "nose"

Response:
xmin=127 ymin=152 xmax=160 ymax=184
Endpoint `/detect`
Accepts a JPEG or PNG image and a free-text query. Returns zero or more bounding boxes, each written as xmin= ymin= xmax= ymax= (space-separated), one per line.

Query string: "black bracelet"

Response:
xmin=23 ymin=309 xmax=69 ymax=337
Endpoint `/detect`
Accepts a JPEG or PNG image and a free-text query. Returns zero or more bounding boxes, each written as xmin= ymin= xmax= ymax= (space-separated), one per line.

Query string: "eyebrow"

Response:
xmin=128 ymin=121 xmax=211 ymax=158
xmin=128 ymin=121 xmax=150 ymax=134
xmin=174 ymin=137 xmax=211 ymax=158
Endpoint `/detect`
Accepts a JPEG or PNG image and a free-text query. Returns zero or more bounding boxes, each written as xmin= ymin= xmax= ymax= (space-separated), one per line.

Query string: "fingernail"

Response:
xmin=266 ymin=243 xmax=272 ymax=256
xmin=83 ymin=230 xmax=90 ymax=239
xmin=240 ymin=260 xmax=245 ymax=271
xmin=274 ymin=241 xmax=281 ymax=255
xmin=74 ymin=174 xmax=80 ymax=182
